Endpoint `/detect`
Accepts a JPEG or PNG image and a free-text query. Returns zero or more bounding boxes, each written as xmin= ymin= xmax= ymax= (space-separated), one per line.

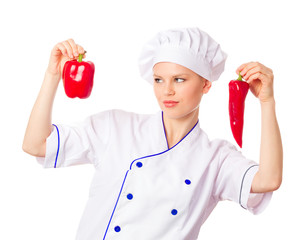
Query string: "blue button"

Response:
xmin=114 ymin=226 xmax=121 ymax=232
xmin=171 ymin=209 xmax=178 ymax=215
xmin=136 ymin=162 xmax=143 ymax=168
xmin=185 ymin=179 xmax=191 ymax=185
xmin=127 ymin=193 xmax=133 ymax=200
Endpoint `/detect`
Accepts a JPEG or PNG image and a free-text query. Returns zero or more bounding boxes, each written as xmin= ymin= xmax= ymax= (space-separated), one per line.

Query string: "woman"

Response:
xmin=23 ymin=28 xmax=283 ymax=240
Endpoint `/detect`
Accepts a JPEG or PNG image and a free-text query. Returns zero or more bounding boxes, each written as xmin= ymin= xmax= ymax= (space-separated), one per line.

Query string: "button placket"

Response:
xmin=168 ymin=178 xmax=192 ymax=217
xmin=112 ymin=169 xmax=137 ymax=235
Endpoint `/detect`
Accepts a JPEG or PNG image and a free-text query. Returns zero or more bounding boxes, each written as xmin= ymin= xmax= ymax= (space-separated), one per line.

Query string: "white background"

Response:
xmin=1 ymin=0 xmax=306 ymax=239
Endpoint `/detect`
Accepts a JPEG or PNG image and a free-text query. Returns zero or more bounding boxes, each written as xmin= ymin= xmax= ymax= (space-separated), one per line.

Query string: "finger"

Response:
xmin=243 ymin=65 xmax=262 ymax=81
xmin=77 ymin=44 xmax=85 ymax=54
xmin=77 ymin=44 xmax=86 ymax=56
xmin=67 ymin=39 xmax=79 ymax=57
xmin=246 ymin=72 xmax=262 ymax=84
xmin=239 ymin=62 xmax=260 ymax=77
xmin=236 ymin=62 xmax=257 ymax=75
xmin=236 ymin=63 xmax=248 ymax=75
xmin=54 ymin=42 xmax=68 ymax=57
xmin=62 ymin=40 xmax=74 ymax=59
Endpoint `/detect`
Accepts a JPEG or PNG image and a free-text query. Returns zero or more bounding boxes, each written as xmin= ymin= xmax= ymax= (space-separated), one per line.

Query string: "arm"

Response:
xmin=22 ymin=39 xmax=85 ymax=157
xmin=237 ymin=62 xmax=283 ymax=193
xmin=22 ymin=71 xmax=60 ymax=157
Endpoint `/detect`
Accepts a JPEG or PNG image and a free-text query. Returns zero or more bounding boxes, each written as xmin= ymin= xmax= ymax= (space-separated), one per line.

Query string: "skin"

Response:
xmin=237 ymin=62 xmax=283 ymax=193
xmin=153 ymin=62 xmax=211 ymax=148
xmin=22 ymin=39 xmax=282 ymax=194
xmin=22 ymin=39 xmax=85 ymax=157
xmin=153 ymin=61 xmax=283 ymax=194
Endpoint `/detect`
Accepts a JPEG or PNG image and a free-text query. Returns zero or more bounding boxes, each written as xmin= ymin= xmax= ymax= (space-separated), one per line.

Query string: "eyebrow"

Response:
xmin=153 ymin=73 xmax=190 ymax=78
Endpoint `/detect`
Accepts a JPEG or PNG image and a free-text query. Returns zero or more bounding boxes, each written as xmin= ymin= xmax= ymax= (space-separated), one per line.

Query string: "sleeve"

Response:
xmin=213 ymin=141 xmax=273 ymax=215
xmin=36 ymin=110 xmax=111 ymax=169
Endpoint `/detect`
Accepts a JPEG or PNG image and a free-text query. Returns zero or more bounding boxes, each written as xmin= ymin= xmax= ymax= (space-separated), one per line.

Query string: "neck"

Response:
xmin=163 ymin=108 xmax=199 ymax=149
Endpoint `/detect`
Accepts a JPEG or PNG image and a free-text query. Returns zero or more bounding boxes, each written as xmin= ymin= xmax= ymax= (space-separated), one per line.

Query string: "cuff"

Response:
xmin=239 ymin=165 xmax=273 ymax=215
xmin=36 ymin=124 xmax=60 ymax=168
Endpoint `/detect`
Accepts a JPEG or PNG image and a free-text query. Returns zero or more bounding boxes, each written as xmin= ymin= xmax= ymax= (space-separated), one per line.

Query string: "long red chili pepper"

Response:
xmin=228 ymin=72 xmax=249 ymax=148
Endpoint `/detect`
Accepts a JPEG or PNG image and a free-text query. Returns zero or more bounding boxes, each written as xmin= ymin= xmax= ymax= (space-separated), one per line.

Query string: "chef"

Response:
xmin=22 ymin=28 xmax=283 ymax=240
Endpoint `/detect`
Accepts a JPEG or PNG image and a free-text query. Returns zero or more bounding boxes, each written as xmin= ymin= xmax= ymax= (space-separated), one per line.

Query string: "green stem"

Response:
xmin=78 ymin=54 xmax=84 ymax=63
xmin=77 ymin=51 xmax=87 ymax=63
xmin=237 ymin=72 xmax=243 ymax=81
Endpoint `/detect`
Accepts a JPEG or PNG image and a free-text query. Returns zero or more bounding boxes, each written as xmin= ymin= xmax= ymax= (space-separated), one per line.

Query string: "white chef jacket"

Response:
xmin=37 ymin=109 xmax=272 ymax=240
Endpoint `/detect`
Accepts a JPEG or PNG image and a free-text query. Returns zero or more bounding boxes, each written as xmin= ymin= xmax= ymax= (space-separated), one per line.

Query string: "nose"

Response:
xmin=164 ymin=82 xmax=175 ymax=96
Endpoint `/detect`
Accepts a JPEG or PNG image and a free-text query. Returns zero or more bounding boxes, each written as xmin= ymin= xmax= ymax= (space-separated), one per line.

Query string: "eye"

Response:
xmin=175 ymin=78 xmax=185 ymax=83
xmin=154 ymin=78 xmax=163 ymax=83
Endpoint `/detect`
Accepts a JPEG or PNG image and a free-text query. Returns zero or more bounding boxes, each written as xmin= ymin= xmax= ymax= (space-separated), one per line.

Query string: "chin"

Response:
xmin=162 ymin=107 xmax=199 ymax=121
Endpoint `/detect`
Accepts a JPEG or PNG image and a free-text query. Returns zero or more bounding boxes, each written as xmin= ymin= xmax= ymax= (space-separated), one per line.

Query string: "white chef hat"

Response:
xmin=138 ymin=27 xmax=227 ymax=84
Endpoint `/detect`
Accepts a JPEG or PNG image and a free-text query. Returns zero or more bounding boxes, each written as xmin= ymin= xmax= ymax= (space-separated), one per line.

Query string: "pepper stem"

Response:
xmin=77 ymin=51 xmax=87 ymax=63
xmin=78 ymin=54 xmax=83 ymax=63
xmin=237 ymin=72 xmax=243 ymax=81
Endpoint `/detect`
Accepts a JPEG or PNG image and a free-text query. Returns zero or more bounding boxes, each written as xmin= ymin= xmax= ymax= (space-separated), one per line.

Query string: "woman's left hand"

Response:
xmin=236 ymin=62 xmax=274 ymax=103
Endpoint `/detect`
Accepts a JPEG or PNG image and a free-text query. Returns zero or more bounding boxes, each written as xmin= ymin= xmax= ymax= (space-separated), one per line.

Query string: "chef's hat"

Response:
xmin=138 ymin=27 xmax=227 ymax=84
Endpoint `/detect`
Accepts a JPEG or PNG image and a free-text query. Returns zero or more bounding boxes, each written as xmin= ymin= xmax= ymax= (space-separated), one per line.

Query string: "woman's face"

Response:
xmin=153 ymin=62 xmax=211 ymax=120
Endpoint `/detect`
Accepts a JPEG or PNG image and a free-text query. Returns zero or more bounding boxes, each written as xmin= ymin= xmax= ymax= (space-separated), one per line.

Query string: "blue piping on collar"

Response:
xmin=129 ymin=112 xmax=199 ymax=170
xmin=104 ymin=112 xmax=199 ymax=239
xmin=161 ymin=111 xmax=169 ymax=149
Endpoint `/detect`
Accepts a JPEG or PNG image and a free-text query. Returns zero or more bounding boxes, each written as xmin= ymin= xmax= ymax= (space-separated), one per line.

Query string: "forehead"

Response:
xmin=153 ymin=62 xmax=207 ymax=82
xmin=153 ymin=62 xmax=195 ymax=76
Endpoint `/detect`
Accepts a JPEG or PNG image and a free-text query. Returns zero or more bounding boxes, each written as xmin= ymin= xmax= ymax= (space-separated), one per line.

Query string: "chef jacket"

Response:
xmin=37 ymin=109 xmax=272 ymax=240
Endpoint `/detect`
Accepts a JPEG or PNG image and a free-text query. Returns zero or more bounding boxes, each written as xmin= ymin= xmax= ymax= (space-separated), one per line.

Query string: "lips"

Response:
xmin=163 ymin=100 xmax=179 ymax=108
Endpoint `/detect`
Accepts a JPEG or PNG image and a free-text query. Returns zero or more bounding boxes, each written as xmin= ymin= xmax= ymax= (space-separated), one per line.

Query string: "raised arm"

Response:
xmin=22 ymin=39 xmax=85 ymax=157
xmin=237 ymin=62 xmax=283 ymax=193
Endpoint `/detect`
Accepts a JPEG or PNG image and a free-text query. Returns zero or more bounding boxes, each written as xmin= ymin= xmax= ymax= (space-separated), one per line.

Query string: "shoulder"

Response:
xmin=210 ymin=138 xmax=237 ymax=153
xmin=87 ymin=109 xmax=158 ymax=128
xmin=198 ymin=129 xmax=240 ymax=158
xmin=198 ymin=128 xmax=236 ymax=150
xmin=108 ymin=109 xmax=156 ymax=125
xmin=86 ymin=109 xmax=149 ymax=121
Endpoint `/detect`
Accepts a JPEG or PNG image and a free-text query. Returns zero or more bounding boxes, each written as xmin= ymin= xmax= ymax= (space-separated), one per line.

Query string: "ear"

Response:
xmin=202 ymin=80 xmax=212 ymax=94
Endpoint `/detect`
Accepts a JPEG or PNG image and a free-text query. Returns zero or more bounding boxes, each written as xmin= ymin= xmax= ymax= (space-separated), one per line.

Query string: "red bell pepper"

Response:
xmin=228 ymin=73 xmax=249 ymax=148
xmin=62 ymin=52 xmax=95 ymax=99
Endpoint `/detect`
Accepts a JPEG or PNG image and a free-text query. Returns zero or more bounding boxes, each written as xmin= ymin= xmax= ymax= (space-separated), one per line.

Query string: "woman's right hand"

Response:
xmin=46 ymin=39 xmax=85 ymax=79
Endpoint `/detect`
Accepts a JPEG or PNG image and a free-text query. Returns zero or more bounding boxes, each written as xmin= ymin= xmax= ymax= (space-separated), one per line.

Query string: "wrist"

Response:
xmin=45 ymin=70 xmax=61 ymax=83
xmin=260 ymin=97 xmax=275 ymax=106
xmin=260 ymin=98 xmax=276 ymax=112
